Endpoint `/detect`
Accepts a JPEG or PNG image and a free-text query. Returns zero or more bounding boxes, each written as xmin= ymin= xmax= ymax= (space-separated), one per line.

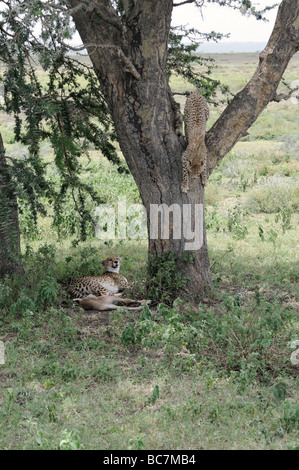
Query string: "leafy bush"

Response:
xmin=147 ymin=251 xmax=195 ymax=305
xmin=216 ymin=151 xmax=239 ymax=177
xmin=10 ymin=292 xmax=36 ymax=317
xmin=280 ymin=402 xmax=299 ymax=433
xmin=281 ymin=135 xmax=299 ymax=161
xmin=245 ymin=176 xmax=299 ymax=214
xmin=0 ymin=243 xmax=63 ymax=317
xmin=0 ymin=279 xmax=12 ymax=309
xmin=57 ymin=245 xmax=105 ymax=282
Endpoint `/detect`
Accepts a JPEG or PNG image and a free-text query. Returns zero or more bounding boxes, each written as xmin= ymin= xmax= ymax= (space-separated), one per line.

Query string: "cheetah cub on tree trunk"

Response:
xmin=69 ymin=256 xmax=128 ymax=299
xmin=181 ymin=91 xmax=209 ymax=193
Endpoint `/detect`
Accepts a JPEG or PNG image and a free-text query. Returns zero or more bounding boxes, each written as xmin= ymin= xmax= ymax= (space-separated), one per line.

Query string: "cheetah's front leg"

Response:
xmin=181 ymin=151 xmax=190 ymax=193
xmin=200 ymin=156 xmax=209 ymax=186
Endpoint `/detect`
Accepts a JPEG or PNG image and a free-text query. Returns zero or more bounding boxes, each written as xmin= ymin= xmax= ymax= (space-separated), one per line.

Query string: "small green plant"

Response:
xmin=0 ymin=279 xmax=12 ymax=309
xmin=272 ymin=382 xmax=288 ymax=402
xmin=206 ymin=205 xmax=225 ymax=232
xmin=47 ymin=403 xmax=57 ymax=423
xmin=227 ymin=204 xmax=248 ymax=239
xmin=280 ymin=402 xmax=299 ymax=434
xmin=268 ymin=228 xmax=278 ymax=250
xmin=121 ymin=325 xmax=137 ymax=345
xmin=148 ymin=385 xmax=160 ymax=405
xmin=35 ymin=430 xmax=53 ymax=449
xmin=275 ymin=205 xmax=292 ymax=233
xmin=258 ymin=225 xmax=265 ymax=241
xmin=35 ymin=277 xmax=59 ymax=306
xmin=58 ymin=430 xmax=82 ymax=450
xmin=259 ymin=165 xmax=269 ymax=176
xmin=127 ymin=436 xmax=145 ymax=450
xmin=239 ymin=172 xmax=249 ymax=192
xmin=272 ymin=156 xmax=281 ymax=165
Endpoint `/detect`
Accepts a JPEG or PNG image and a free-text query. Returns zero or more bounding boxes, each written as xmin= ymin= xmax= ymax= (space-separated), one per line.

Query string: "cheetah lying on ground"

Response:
xmin=69 ymin=257 xmax=128 ymax=299
xmin=69 ymin=256 xmax=147 ymax=311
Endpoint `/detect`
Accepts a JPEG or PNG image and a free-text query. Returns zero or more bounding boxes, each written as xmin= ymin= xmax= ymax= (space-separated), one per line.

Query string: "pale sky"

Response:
xmin=0 ymin=1 xmax=280 ymax=46
xmin=171 ymin=0 xmax=279 ymax=43
xmin=68 ymin=1 xmax=279 ymax=50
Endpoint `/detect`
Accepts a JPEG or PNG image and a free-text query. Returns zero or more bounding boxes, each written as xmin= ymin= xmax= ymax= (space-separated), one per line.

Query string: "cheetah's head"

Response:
xmin=190 ymin=159 xmax=204 ymax=176
xmin=101 ymin=256 xmax=120 ymax=273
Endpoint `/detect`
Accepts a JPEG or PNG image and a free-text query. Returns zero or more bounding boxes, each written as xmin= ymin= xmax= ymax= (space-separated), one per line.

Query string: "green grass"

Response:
xmin=0 ymin=53 xmax=299 ymax=450
xmin=0 ymin=292 xmax=298 ymax=450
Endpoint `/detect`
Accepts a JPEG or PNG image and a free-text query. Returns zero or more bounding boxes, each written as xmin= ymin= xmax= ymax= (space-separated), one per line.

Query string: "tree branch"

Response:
xmin=173 ymin=0 xmax=203 ymax=6
xmin=272 ymin=78 xmax=299 ymax=102
xmin=64 ymin=0 xmax=143 ymax=81
xmin=206 ymin=0 xmax=299 ymax=174
xmin=59 ymin=40 xmax=141 ymax=79
xmin=273 ymin=89 xmax=299 ymax=102
xmin=64 ymin=0 xmax=124 ymax=32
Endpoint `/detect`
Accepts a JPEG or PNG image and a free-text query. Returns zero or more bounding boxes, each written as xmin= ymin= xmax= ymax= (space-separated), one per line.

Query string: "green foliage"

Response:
xmin=280 ymin=402 xmax=299 ymax=434
xmin=0 ymin=230 xmax=298 ymax=449
xmin=245 ymin=177 xmax=299 ymax=214
xmin=258 ymin=225 xmax=265 ymax=241
xmin=147 ymin=251 xmax=195 ymax=305
xmin=227 ymin=203 xmax=248 ymax=239
xmin=58 ymin=430 xmax=82 ymax=450
xmin=205 ymin=204 xmax=225 ymax=232
xmin=168 ymin=26 xmax=230 ymax=103
xmin=148 ymin=385 xmax=160 ymax=405
xmin=121 ymin=325 xmax=138 ymax=346
xmin=0 ymin=2 xmax=120 ymax=241
xmin=275 ymin=205 xmax=292 ymax=233
xmin=0 ymin=278 xmax=12 ymax=308
xmin=0 ymin=243 xmax=64 ymax=318
xmin=0 ymin=7 xmax=298 ymax=451
xmin=116 ymin=293 xmax=297 ymax=383
xmin=10 ymin=293 xmax=36 ymax=317
xmin=127 ymin=436 xmax=145 ymax=451
xmin=33 ymin=427 xmax=82 ymax=450
xmin=273 ymin=382 xmax=288 ymax=402
xmin=35 ymin=278 xmax=59 ymax=306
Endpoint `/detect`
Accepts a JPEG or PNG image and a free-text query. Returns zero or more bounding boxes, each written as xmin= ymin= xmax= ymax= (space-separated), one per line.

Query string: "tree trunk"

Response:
xmin=69 ymin=0 xmax=299 ymax=299
xmin=70 ymin=0 xmax=212 ymax=298
xmin=0 ymin=132 xmax=24 ymax=278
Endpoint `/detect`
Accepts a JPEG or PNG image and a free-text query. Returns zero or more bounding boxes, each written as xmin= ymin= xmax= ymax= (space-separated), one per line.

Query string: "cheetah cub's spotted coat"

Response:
xmin=69 ymin=257 xmax=128 ymax=299
xmin=181 ymin=91 xmax=209 ymax=192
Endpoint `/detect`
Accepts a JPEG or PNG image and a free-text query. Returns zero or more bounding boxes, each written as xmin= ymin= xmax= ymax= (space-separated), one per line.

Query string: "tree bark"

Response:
xmin=68 ymin=0 xmax=299 ymax=299
xmin=0 ymin=132 xmax=24 ymax=278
